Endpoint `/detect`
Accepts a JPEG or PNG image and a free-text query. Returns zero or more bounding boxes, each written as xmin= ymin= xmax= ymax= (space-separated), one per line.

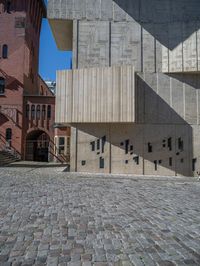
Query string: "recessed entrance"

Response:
xmin=26 ymin=130 xmax=50 ymax=162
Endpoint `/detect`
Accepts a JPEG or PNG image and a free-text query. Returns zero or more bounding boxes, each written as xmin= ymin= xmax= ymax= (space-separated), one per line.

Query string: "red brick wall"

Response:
xmin=38 ymin=76 xmax=54 ymax=96
xmin=0 ymin=0 xmax=47 ymax=158
xmin=24 ymin=96 xmax=55 ymax=139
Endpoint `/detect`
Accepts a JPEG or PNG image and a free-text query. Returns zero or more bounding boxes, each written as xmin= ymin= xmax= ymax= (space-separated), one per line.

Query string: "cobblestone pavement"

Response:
xmin=0 ymin=167 xmax=200 ymax=266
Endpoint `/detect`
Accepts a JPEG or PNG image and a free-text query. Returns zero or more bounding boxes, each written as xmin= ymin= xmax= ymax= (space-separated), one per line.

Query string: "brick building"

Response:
xmin=0 ymin=0 xmax=70 ymax=163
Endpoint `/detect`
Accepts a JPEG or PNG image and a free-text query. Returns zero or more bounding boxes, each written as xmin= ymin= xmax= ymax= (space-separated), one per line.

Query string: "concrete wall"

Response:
xmin=48 ymin=0 xmax=200 ymax=176
xmin=56 ymin=65 xmax=135 ymax=123
xmin=69 ymin=72 xmax=199 ymax=176
xmin=48 ymin=0 xmax=200 ymax=23
xmin=49 ymin=0 xmax=200 ymax=73
xmin=70 ymin=123 xmax=193 ymax=177
xmin=136 ymin=73 xmax=200 ymax=125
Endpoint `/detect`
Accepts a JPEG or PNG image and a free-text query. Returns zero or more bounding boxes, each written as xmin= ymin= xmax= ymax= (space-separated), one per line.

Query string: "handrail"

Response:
xmin=0 ymin=133 xmax=21 ymax=159
xmin=0 ymin=133 xmax=70 ymax=163
xmin=48 ymin=140 xmax=70 ymax=163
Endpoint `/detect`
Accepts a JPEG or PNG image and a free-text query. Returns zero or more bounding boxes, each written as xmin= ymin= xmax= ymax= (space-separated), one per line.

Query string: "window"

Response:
xmin=168 ymin=137 xmax=172 ymax=151
xmin=178 ymin=138 xmax=184 ymax=152
xmin=90 ymin=141 xmax=95 ymax=151
xmin=36 ymin=105 xmax=40 ymax=119
xmin=154 ymin=160 xmax=157 ymax=171
xmin=6 ymin=128 xmax=12 ymax=141
xmin=99 ymin=157 xmax=104 ymax=169
xmin=2 ymin=44 xmax=8 ymax=59
xmin=31 ymin=105 xmax=35 ymax=119
xmin=102 ymin=136 xmax=106 ymax=153
xmin=97 ymin=139 xmax=100 ymax=150
xmin=133 ymin=156 xmax=139 ymax=165
xmin=125 ymin=139 xmax=129 ymax=154
xmin=81 ymin=160 xmax=86 ymax=166
xmin=148 ymin=142 xmax=152 ymax=153
xmin=15 ymin=17 xmax=25 ymax=28
xmin=0 ymin=77 xmax=5 ymax=94
xmin=42 ymin=105 xmax=46 ymax=119
xmin=58 ymin=137 xmax=65 ymax=155
xmin=26 ymin=104 xmax=30 ymax=118
xmin=47 ymin=105 xmax=51 ymax=119
xmin=5 ymin=1 xmax=11 ymax=13
xmin=192 ymin=158 xmax=197 ymax=172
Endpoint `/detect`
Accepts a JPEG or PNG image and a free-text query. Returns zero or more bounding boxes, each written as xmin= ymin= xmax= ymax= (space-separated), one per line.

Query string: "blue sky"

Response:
xmin=39 ymin=1 xmax=72 ymax=81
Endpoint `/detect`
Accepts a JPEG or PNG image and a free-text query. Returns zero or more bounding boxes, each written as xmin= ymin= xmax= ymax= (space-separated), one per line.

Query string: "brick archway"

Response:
xmin=25 ymin=130 xmax=50 ymax=162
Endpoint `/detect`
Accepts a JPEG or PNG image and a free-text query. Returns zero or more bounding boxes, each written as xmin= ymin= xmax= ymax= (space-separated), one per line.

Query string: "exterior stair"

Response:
xmin=0 ymin=150 xmax=20 ymax=166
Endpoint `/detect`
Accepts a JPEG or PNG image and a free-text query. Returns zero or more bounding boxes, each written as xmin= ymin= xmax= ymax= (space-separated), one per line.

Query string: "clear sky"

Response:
xmin=39 ymin=1 xmax=72 ymax=81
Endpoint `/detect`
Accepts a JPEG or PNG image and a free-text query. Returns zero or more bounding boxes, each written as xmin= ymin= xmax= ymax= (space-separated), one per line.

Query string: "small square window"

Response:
xmin=15 ymin=17 xmax=25 ymax=28
xmin=81 ymin=160 xmax=86 ymax=166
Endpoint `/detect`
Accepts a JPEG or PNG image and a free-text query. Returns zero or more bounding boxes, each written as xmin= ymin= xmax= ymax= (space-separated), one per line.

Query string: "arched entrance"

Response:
xmin=26 ymin=130 xmax=50 ymax=162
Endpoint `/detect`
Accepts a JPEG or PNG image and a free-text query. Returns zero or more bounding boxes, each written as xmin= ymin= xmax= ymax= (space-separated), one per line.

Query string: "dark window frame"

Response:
xmin=47 ymin=105 xmax=51 ymax=119
xmin=26 ymin=104 xmax=30 ymax=118
xmin=58 ymin=137 xmax=65 ymax=155
xmin=6 ymin=128 xmax=12 ymax=141
xmin=90 ymin=141 xmax=95 ymax=151
xmin=5 ymin=1 xmax=11 ymax=13
xmin=42 ymin=105 xmax=46 ymax=119
xmin=36 ymin=105 xmax=41 ymax=119
xmin=31 ymin=105 xmax=35 ymax=119
xmin=0 ymin=77 xmax=5 ymax=94
xmin=148 ymin=142 xmax=152 ymax=153
xmin=2 ymin=44 xmax=8 ymax=59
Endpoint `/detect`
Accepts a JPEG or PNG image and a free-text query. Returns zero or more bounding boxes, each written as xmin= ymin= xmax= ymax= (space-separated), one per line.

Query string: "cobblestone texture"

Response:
xmin=0 ymin=167 xmax=200 ymax=266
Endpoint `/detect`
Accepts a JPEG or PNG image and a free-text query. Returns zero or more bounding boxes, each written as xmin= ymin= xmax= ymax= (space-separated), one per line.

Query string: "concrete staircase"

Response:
xmin=0 ymin=150 xmax=20 ymax=166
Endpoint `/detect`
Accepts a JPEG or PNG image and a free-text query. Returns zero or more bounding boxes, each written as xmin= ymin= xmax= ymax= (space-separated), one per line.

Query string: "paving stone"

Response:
xmin=0 ymin=254 xmax=9 ymax=262
xmin=0 ymin=167 xmax=200 ymax=265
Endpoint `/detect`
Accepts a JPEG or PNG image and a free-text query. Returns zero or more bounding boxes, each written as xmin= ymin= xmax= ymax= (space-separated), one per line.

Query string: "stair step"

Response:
xmin=0 ymin=150 xmax=19 ymax=166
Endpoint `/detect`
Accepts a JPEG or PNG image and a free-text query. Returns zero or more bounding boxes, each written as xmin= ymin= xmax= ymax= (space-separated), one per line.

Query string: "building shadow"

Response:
xmin=113 ymin=0 xmax=200 ymax=50
xmin=70 ymin=73 xmax=194 ymax=176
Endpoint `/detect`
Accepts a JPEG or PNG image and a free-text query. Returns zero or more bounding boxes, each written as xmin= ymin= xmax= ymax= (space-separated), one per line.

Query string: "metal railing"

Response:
xmin=0 ymin=133 xmax=21 ymax=160
xmin=49 ymin=140 xmax=70 ymax=164
xmin=0 ymin=133 xmax=70 ymax=164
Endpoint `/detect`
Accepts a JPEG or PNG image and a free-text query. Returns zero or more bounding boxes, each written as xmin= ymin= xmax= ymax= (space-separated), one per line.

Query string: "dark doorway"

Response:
xmin=26 ymin=130 xmax=50 ymax=162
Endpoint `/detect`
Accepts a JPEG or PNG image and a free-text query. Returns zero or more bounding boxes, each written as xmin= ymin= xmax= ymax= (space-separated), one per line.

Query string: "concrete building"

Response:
xmin=0 ymin=0 xmax=70 ymax=163
xmin=48 ymin=0 xmax=200 ymax=176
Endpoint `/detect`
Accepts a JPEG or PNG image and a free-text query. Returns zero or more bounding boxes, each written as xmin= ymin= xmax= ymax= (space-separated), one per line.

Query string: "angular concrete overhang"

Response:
xmin=56 ymin=65 xmax=135 ymax=123
xmin=48 ymin=19 xmax=73 ymax=51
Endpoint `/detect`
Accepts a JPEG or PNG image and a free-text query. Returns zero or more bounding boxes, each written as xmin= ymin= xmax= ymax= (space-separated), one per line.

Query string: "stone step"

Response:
xmin=0 ymin=151 xmax=19 ymax=166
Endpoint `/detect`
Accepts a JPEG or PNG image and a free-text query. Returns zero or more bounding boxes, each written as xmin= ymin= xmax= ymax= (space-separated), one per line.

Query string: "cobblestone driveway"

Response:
xmin=0 ymin=167 xmax=200 ymax=266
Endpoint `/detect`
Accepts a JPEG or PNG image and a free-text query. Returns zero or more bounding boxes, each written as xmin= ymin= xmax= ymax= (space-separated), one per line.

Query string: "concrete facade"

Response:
xmin=48 ymin=0 xmax=200 ymax=176
xmin=56 ymin=66 xmax=135 ymax=123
